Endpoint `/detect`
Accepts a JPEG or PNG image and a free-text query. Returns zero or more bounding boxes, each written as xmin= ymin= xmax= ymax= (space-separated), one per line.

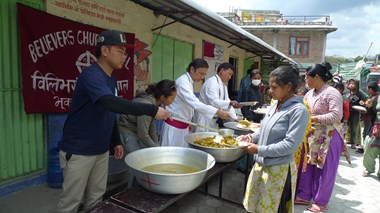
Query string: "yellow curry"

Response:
xmin=194 ymin=136 xmax=239 ymax=148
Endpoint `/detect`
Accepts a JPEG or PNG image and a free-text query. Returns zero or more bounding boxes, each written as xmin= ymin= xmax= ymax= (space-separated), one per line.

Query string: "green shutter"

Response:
xmin=152 ymin=34 xmax=193 ymax=82
xmin=162 ymin=37 xmax=174 ymax=80
xmin=152 ymin=34 xmax=163 ymax=82
xmin=244 ymin=58 xmax=254 ymax=75
xmin=174 ymin=41 xmax=193 ymax=79
xmin=0 ymin=0 xmax=45 ymax=182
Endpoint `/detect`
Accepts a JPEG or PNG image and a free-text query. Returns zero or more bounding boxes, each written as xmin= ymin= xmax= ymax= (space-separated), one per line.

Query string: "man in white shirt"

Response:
xmin=195 ymin=63 xmax=240 ymax=132
xmin=160 ymin=58 xmax=231 ymax=147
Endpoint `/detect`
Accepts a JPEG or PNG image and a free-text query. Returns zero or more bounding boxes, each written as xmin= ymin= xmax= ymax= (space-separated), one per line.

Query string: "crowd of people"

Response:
xmin=57 ymin=29 xmax=380 ymax=213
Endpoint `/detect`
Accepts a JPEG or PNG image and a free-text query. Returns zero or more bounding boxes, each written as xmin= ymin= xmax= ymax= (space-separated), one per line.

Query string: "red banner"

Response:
xmin=17 ymin=3 xmax=135 ymax=113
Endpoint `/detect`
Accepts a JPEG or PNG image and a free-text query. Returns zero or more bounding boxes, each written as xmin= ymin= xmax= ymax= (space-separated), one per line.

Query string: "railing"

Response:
xmin=231 ymin=15 xmax=332 ymax=26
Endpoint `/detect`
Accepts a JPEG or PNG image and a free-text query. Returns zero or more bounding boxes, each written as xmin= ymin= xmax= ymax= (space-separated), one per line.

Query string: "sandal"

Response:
xmin=363 ymin=170 xmax=370 ymax=177
xmin=294 ymin=197 xmax=310 ymax=205
xmin=307 ymin=204 xmax=328 ymax=212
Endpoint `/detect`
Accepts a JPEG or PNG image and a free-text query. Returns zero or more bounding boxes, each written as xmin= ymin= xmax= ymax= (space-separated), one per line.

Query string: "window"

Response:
xmin=289 ymin=36 xmax=309 ymax=56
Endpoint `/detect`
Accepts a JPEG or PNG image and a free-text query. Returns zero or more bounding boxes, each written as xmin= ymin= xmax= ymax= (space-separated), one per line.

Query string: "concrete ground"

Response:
xmin=1 ymin=146 xmax=380 ymax=213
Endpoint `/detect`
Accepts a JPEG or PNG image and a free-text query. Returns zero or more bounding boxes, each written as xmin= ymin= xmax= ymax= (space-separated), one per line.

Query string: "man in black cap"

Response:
xmin=57 ymin=30 xmax=171 ymax=212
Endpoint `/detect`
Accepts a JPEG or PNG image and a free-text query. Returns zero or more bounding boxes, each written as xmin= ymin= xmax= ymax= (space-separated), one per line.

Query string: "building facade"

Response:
xmin=221 ymin=9 xmax=337 ymax=65
xmin=0 ymin=0 xmax=295 ymax=196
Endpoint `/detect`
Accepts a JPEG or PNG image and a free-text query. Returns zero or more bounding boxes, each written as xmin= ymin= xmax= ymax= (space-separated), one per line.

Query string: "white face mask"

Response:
xmin=251 ymin=79 xmax=261 ymax=86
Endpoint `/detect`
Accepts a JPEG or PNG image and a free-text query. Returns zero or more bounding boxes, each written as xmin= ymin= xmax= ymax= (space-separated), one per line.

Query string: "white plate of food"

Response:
xmin=239 ymin=101 xmax=258 ymax=106
xmin=224 ymin=122 xmax=250 ymax=132
xmin=254 ymin=108 xmax=269 ymax=114
xmin=236 ymin=119 xmax=261 ymax=130
xmin=352 ymin=105 xmax=367 ymax=112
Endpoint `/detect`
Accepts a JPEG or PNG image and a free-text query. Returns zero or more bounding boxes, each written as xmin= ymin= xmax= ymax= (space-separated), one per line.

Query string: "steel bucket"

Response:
xmin=184 ymin=132 xmax=245 ymax=163
xmin=125 ymin=147 xmax=215 ymax=194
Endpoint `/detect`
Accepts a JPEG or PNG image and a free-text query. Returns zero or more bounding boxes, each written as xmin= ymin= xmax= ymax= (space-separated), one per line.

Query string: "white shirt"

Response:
xmin=160 ymin=72 xmax=218 ymax=147
xmin=195 ymin=74 xmax=237 ymax=132
xmin=166 ymin=72 xmax=218 ymax=120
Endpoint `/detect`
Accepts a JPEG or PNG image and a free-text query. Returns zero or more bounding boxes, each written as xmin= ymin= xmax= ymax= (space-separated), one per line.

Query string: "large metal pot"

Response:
xmin=184 ymin=132 xmax=245 ymax=163
xmin=125 ymin=147 xmax=215 ymax=194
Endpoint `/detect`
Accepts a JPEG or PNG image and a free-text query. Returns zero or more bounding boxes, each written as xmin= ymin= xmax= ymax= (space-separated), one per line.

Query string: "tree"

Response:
xmin=354 ymin=55 xmax=364 ymax=62
xmin=325 ymin=56 xmax=352 ymax=64
xmin=353 ymin=55 xmax=375 ymax=62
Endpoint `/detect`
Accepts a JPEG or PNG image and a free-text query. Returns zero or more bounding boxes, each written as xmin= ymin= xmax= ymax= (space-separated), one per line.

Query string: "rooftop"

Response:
xmin=219 ymin=9 xmax=337 ymax=33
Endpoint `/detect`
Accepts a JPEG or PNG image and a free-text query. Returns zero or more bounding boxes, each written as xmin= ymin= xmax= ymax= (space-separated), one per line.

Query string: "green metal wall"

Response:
xmin=0 ymin=0 xmax=45 ymax=183
xmin=243 ymin=58 xmax=254 ymax=75
xmin=152 ymin=34 xmax=193 ymax=82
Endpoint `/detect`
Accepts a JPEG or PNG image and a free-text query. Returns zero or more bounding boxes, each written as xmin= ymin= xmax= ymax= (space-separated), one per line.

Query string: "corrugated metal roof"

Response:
xmin=131 ymin=0 xmax=299 ymax=65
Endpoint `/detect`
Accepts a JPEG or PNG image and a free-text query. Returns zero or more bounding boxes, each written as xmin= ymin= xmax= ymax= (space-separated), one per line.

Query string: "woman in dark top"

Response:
xmin=241 ymin=69 xmax=264 ymax=123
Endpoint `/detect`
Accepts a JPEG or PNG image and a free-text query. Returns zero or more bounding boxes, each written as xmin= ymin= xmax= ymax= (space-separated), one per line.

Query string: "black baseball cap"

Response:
xmin=96 ymin=30 xmax=127 ymax=46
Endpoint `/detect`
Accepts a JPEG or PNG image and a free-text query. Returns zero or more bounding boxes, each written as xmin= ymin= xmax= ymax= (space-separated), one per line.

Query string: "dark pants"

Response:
xmin=349 ymin=112 xmax=360 ymax=145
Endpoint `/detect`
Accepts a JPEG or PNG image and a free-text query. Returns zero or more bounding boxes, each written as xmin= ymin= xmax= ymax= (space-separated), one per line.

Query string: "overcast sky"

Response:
xmin=192 ymin=0 xmax=380 ymax=58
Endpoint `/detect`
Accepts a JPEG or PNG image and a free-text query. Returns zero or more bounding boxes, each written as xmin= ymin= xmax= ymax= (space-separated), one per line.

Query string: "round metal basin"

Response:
xmin=184 ymin=132 xmax=245 ymax=163
xmin=125 ymin=147 xmax=215 ymax=194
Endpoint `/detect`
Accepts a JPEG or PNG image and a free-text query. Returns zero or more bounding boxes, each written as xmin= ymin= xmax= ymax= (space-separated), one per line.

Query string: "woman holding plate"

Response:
xmin=237 ymin=66 xmax=309 ymax=213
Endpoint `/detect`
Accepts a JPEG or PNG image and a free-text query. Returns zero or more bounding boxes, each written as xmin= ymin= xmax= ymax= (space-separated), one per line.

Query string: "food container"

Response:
xmin=218 ymin=128 xmax=234 ymax=137
xmin=125 ymin=147 xmax=215 ymax=194
xmin=184 ymin=132 xmax=245 ymax=163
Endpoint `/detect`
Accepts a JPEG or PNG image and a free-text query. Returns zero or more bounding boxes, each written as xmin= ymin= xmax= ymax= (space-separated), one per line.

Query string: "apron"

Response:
xmin=243 ymin=162 xmax=297 ymax=213
xmin=308 ymin=123 xmax=343 ymax=169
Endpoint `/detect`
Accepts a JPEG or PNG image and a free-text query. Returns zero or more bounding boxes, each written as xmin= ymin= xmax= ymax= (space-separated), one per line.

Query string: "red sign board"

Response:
xmin=17 ymin=3 xmax=134 ymax=113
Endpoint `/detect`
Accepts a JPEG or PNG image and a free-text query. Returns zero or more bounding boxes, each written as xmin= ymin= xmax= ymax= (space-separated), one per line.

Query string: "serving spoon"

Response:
xmin=172 ymin=116 xmax=220 ymax=132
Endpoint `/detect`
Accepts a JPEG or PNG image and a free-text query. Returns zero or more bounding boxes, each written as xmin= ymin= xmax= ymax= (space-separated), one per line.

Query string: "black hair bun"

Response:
xmin=291 ymin=66 xmax=300 ymax=76
xmin=322 ymin=62 xmax=332 ymax=71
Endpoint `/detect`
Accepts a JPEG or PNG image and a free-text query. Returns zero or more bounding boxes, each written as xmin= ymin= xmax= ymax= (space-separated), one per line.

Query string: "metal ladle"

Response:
xmin=172 ymin=116 xmax=219 ymax=132
xmin=171 ymin=116 xmax=234 ymax=137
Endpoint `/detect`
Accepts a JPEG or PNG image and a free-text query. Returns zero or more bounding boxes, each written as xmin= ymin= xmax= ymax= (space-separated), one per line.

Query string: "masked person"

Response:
xmin=241 ymin=69 xmax=264 ymax=123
